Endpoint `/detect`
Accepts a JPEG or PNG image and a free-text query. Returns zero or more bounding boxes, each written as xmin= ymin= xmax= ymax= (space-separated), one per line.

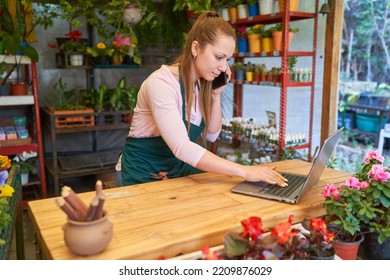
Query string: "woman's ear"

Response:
xmin=191 ymin=40 xmax=199 ymax=58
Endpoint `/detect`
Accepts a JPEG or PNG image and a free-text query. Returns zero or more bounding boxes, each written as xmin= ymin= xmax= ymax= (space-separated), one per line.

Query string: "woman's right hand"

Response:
xmin=242 ymin=165 xmax=288 ymax=187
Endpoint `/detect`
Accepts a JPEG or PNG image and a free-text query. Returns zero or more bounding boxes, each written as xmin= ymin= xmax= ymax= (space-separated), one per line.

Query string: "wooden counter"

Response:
xmin=28 ymin=159 xmax=351 ymax=260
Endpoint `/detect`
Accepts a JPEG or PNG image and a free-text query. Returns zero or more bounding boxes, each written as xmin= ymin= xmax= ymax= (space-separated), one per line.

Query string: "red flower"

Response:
xmin=65 ymin=30 xmax=83 ymax=42
xmin=241 ymin=216 xmax=264 ymax=241
xmin=270 ymin=215 xmax=296 ymax=244
xmin=201 ymin=245 xmax=222 ymax=260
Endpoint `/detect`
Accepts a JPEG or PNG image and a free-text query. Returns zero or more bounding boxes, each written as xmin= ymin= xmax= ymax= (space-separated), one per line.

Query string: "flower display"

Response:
xmin=236 ymin=25 xmax=248 ymax=39
xmin=86 ymin=42 xmax=114 ymax=58
xmin=201 ymin=215 xmax=334 ymax=260
xmin=59 ymin=30 xmax=87 ymax=53
xmin=0 ymin=155 xmax=11 ymax=186
xmin=109 ymin=41 xmax=130 ymax=64
xmin=12 ymin=151 xmax=38 ymax=175
xmin=322 ymin=150 xmax=390 ymax=244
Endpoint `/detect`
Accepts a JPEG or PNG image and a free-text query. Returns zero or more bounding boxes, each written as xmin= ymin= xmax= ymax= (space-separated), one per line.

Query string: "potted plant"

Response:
xmin=58 ymin=30 xmax=88 ymax=67
xmin=260 ymin=27 xmax=273 ymax=52
xmin=271 ymin=23 xmax=299 ymax=52
xmin=12 ymin=151 xmax=38 ymax=185
xmin=44 ymin=78 xmax=94 ymax=128
xmin=321 ymin=150 xmax=390 ymax=259
xmin=236 ymin=25 xmax=248 ymax=53
xmin=201 ymin=215 xmax=335 ymax=260
xmin=246 ymin=24 xmax=262 ymax=53
xmin=86 ymin=42 xmax=113 ymax=66
xmin=101 ymin=0 xmax=158 ymax=65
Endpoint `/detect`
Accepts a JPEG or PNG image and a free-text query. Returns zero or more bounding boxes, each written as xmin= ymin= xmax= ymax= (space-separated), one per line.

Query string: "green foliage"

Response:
xmin=288 ymin=56 xmax=298 ymax=72
xmin=59 ymin=40 xmax=87 ymax=53
xmin=44 ymin=78 xmax=86 ymax=110
xmin=161 ymin=0 xmax=189 ymax=50
xmin=323 ymin=151 xmax=390 ymax=243
xmin=342 ymin=0 xmax=390 ymax=83
xmin=173 ymin=0 xmax=213 ymax=14
xmin=0 ymin=198 xmax=11 ymax=245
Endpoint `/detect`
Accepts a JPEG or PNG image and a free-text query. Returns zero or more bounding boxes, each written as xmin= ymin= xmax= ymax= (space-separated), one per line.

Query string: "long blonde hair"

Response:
xmin=175 ymin=11 xmax=236 ymax=144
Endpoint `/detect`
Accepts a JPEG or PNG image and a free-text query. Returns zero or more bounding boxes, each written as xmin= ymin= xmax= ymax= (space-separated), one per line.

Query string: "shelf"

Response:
xmin=0 ymin=142 xmax=38 ymax=155
xmin=234 ymin=51 xmax=315 ymax=58
xmin=229 ymin=11 xmax=316 ymax=25
xmin=227 ymin=1 xmax=319 ymax=161
xmin=0 ymin=55 xmax=31 ymax=64
xmin=0 ymin=95 xmax=34 ymax=106
xmin=45 ymin=158 xmax=117 ymax=179
xmin=230 ymin=79 xmax=313 ymax=87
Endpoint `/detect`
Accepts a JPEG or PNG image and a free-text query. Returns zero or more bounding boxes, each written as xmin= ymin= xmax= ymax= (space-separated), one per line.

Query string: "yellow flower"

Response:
xmin=0 ymin=155 xmax=11 ymax=170
xmin=97 ymin=42 xmax=107 ymax=49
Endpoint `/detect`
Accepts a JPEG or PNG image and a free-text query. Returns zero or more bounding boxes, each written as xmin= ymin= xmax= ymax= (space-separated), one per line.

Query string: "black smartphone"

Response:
xmin=212 ymin=72 xmax=227 ymax=89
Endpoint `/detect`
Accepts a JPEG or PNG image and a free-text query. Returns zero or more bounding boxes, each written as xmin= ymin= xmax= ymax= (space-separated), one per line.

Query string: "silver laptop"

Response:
xmin=231 ymin=128 xmax=343 ymax=204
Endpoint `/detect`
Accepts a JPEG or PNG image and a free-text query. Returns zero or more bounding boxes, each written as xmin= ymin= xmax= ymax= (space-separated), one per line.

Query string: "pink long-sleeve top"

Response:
xmin=127 ymin=65 xmax=220 ymax=167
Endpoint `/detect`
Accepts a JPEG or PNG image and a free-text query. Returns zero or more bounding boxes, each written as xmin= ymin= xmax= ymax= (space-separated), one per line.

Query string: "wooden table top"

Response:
xmin=28 ymin=159 xmax=351 ymax=260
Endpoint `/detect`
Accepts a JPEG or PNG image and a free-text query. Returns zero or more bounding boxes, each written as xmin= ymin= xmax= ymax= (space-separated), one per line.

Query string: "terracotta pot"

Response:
xmin=332 ymin=234 xmax=364 ymax=260
xmin=11 ymin=82 xmax=28 ymax=96
xmin=272 ymin=31 xmax=294 ymax=51
xmin=62 ymin=211 xmax=113 ymax=256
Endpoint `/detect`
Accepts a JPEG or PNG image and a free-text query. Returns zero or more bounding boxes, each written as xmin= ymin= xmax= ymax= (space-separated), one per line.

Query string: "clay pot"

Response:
xmin=11 ymin=82 xmax=28 ymax=96
xmin=62 ymin=211 xmax=113 ymax=256
xmin=331 ymin=235 xmax=364 ymax=260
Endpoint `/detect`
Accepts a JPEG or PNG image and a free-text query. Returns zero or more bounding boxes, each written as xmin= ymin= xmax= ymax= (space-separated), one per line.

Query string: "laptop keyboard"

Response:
xmin=259 ymin=173 xmax=306 ymax=197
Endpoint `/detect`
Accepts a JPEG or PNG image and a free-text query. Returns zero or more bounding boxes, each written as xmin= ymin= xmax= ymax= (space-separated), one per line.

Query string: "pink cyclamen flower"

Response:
xmin=321 ymin=183 xmax=340 ymax=200
xmin=364 ymin=150 xmax=384 ymax=164
xmin=343 ymin=177 xmax=360 ymax=189
xmin=358 ymin=181 xmax=370 ymax=189
xmin=368 ymin=164 xmax=390 ymax=182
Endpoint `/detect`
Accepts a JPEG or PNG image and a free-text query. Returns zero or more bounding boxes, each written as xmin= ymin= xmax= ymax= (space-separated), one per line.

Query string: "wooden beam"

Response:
xmin=321 ymin=0 xmax=344 ymax=144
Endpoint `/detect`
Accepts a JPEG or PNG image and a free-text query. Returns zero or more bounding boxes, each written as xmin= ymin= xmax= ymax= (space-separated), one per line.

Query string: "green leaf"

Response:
xmin=224 ymin=232 xmax=248 ymax=258
xmin=382 ymin=186 xmax=390 ymax=198
xmin=373 ymin=188 xmax=381 ymax=199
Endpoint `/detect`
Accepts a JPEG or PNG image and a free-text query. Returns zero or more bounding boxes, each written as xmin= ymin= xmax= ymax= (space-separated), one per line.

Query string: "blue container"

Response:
xmin=236 ymin=69 xmax=244 ymax=81
xmin=237 ymin=38 xmax=248 ymax=53
xmin=248 ymin=4 xmax=259 ymax=16
xmin=356 ymin=113 xmax=387 ymax=133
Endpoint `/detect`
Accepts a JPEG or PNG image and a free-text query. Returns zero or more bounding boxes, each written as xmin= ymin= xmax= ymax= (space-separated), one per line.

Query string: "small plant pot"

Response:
xmin=11 ymin=82 xmax=28 ymax=96
xmin=68 ymin=54 xmax=84 ymax=66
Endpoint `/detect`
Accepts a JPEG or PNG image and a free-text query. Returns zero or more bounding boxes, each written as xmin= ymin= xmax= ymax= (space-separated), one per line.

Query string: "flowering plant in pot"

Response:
xmin=12 ymin=151 xmax=38 ymax=176
xmin=86 ymin=42 xmax=114 ymax=65
xmin=322 ymin=150 xmax=390 ymax=244
xmin=201 ymin=215 xmax=335 ymax=260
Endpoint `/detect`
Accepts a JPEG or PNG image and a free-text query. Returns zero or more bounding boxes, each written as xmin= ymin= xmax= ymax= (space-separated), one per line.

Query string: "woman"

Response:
xmin=118 ymin=11 xmax=287 ymax=188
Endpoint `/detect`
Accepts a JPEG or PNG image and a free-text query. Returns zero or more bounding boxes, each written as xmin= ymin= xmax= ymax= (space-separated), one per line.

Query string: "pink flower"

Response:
xmin=343 ymin=177 xmax=360 ymax=189
xmin=358 ymin=181 xmax=370 ymax=189
xmin=364 ymin=150 xmax=384 ymax=164
xmin=321 ymin=183 xmax=340 ymax=200
xmin=368 ymin=164 xmax=390 ymax=182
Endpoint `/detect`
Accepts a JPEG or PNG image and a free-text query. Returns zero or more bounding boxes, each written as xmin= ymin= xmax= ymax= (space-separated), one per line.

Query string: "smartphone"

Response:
xmin=212 ymin=72 xmax=227 ymax=89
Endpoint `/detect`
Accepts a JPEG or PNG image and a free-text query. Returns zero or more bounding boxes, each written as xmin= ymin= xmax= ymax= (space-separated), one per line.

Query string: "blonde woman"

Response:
xmin=118 ymin=11 xmax=287 ymax=187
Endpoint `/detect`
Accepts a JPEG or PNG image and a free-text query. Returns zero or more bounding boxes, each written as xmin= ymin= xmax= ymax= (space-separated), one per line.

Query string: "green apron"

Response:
xmin=121 ymin=77 xmax=205 ymax=185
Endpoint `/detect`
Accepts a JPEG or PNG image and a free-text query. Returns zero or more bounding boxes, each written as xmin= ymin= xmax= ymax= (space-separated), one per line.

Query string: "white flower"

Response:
xmin=13 ymin=151 xmax=37 ymax=162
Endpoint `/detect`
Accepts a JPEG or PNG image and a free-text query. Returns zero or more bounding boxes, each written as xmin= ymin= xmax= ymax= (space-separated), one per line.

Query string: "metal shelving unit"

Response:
xmin=227 ymin=0 xmax=319 ymax=161
xmin=41 ymin=108 xmax=132 ymax=196
xmin=0 ymin=55 xmax=47 ymax=202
